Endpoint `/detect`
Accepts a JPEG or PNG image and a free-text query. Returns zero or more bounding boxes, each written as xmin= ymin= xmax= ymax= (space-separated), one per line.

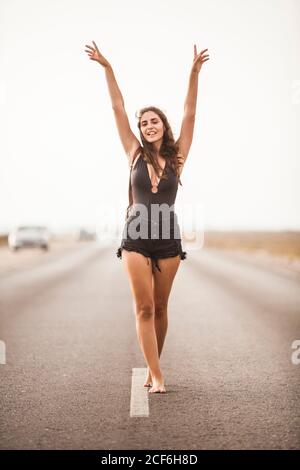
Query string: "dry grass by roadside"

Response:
xmin=0 ymin=235 xmax=7 ymax=246
xmin=201 ymin=230 xmax=300 ymax=260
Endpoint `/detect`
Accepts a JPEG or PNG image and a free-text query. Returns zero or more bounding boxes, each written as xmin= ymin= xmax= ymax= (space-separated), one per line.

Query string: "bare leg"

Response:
xmin=146 ymin=255 xmax=181 ymax=393
xmin=122 ymin=250 xmax=165 ymax=390
xmin=155 ymin=307 xmax=168 ymax=357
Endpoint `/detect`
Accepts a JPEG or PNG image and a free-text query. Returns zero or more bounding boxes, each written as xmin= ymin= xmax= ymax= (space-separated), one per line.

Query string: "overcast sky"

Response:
xmin=0 ymin=0 xmax=299 ymax=234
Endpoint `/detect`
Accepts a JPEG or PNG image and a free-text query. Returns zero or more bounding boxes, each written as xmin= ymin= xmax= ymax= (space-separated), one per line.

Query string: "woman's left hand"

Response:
xmin=192 ymin=45 xmax=210 ymax=73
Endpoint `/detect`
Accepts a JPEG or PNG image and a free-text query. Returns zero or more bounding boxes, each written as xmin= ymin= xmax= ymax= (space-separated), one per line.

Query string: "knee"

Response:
xmin=136 ymin=302 xmax=155 ymax=320
xmin=154 ymin=302 xmax=168 ymax=318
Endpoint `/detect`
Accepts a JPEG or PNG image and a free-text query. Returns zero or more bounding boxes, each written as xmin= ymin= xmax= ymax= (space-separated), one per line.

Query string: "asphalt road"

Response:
xmin=0 ymin=241 xmax=299 ymax=450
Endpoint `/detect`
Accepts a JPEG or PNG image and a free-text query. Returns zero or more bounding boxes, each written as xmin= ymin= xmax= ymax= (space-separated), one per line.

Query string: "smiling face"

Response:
xmin=140 ymin=111 xmax=165 ymax=144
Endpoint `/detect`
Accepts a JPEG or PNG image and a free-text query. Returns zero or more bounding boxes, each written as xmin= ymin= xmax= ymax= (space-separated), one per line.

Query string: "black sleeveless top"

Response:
xmin=118 ymin=151 xmax=186 ymax=261
xmin=131 ymin=153 xmax=179 ymax=211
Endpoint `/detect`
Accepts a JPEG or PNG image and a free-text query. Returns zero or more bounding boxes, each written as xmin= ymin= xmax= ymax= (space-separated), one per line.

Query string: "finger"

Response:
xmin=195 ymin=54 xmax=208 ymax=62
xmin=194 ymin=44 xmax=197 ymax=57
xmin=92 ymin=40 xmax=100 ymax=51
xmin=200 ymin=48 xmax=208 ymax=54
xmin=197 ymin=53 xmax=209 ymax=61
xmin=85 ymin=45 xmax=95 ymax=50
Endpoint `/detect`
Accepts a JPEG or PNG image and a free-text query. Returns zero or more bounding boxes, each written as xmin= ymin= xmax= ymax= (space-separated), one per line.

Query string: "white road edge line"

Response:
xmin=130 ymin=368 xmax=149 ymax=417
xmin=0 ymin=340 xmax=6 ymax=364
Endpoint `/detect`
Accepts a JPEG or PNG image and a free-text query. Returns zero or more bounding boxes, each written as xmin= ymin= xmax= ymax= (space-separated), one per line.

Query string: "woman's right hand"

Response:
xmin=85 ymin=41 xmax=110 ymax=68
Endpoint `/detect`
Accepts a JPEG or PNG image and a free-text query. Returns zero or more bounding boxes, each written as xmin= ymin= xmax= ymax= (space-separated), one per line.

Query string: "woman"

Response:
xmin=85 ymin=41 xmax=209 ymax=393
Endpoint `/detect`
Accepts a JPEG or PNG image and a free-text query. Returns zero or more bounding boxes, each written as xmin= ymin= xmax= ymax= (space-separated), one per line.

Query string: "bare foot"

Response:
xmin=148 ymin=379 xmax=166 ymax=394
xmin=143 ymin=368 xmax=152 ymax=387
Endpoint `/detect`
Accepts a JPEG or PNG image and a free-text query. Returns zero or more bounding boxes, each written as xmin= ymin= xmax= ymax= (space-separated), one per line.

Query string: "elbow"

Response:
xmin=184 ymin=112 xmax=196 ymax=122
xmin=183 ymin=108 xmax=196 ymax=119
xmin=112 ymin=101 xmax=125 ymax=111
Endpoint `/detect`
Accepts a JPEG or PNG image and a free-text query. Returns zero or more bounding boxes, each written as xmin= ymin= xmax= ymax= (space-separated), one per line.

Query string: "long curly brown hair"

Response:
xmin=135 ymin=106 xmax=183 ymax=186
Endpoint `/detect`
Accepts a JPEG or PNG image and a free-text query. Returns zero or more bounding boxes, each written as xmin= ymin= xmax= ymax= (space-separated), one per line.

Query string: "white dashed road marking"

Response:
xmin=0 ymin=340 xmax=6 ymax=364
xmin=130 ymin=368 xmax=149 ymax=417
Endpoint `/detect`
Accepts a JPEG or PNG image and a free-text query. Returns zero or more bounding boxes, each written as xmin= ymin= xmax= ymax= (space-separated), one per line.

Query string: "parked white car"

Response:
xmin=8 ymin=226 xmax=50 ymax=251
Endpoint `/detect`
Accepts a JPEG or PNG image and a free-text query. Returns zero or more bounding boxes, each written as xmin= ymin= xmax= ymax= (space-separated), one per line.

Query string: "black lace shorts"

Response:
xmin=116 ymin=213 xmax=187 ymax=273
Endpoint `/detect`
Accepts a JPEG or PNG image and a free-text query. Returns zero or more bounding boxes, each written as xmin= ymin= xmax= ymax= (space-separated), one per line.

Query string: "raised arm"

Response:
xmin=176 ymin=45 xmax=209 ymax=171
xmin=85 ymin=41 xmax=140 ymax=165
